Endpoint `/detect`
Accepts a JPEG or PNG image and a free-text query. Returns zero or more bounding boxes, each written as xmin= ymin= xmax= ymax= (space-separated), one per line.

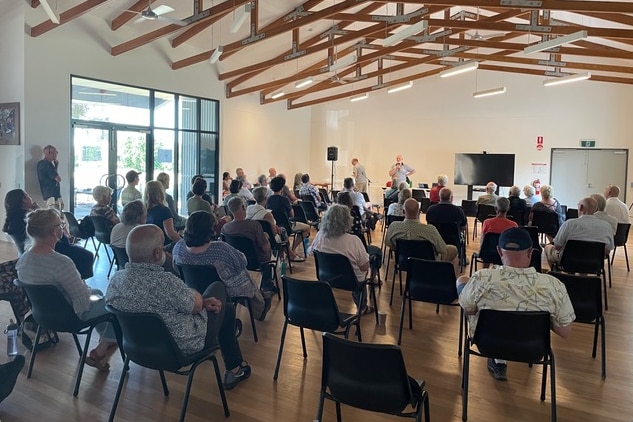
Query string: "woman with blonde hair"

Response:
xmin=16 ymin=209 xmax=117 ymax=371
xmin=144 ymin=180 xmax=181 ymax=246
xmin=529 ymin=184 xmax=565 ymax=230
xmin=156 ymin=172 xmax=187 ymax=231
xmin=90 ymin=185 xmax=120 ymax=226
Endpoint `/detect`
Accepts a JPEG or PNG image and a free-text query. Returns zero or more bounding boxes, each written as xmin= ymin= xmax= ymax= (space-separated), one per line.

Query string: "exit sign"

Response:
xmin=580 ymin=139 xmax=596 ymax=147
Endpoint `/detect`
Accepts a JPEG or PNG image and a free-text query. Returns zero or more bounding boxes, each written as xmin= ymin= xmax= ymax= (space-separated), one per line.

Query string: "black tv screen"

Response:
xmin=454 ymin=153 xmax=515 ymax=186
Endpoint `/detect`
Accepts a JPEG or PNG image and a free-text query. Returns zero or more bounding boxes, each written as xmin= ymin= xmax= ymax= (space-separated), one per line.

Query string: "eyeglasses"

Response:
xmin=53 ymin=222 xmax=66 ymax=229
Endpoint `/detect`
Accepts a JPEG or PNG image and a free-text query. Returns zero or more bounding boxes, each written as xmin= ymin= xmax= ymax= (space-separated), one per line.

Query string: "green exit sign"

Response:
xmin=580 ymin=139 xmax=596 ymax=147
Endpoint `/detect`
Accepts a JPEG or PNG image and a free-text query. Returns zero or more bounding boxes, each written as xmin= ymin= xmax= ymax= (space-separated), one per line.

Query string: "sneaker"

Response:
xmin=487 ymin=358 xmax=507 ymax=381
xmin=223 ymin=363 xmax=251 ymax=390
xmin=0 ymin=355 xmax=25 ymax=402
xmin=257 ymin=292 xmax=273 ymax=321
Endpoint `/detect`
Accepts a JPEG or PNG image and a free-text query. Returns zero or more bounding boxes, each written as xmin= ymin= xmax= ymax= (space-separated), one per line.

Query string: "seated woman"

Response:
xmin=172 ymin=211 xmax=272 ymax=321
xmin=222 ymin=172 xmax=232 ymax=199
xmin=16 ymin=209 xmax=117 ymax=371
xmin=528 ymin=184 xmax=565 ymax=228
xmin=145 ymin=180 xmax=181 ymax=247
xmin=90 ymin=185 xmax=120 ymax=226
xmin=308 ymin=204 xmax=373 ymax=314
xmin=266 ymin=176 xmax=311 ymax=254
xmin=156 ymin=172 xmax=187 ymax=231
xmin=111 ymin=200 xmax=146 ymax=249
xmin=3 ymin=189 xmax=94 ymax=279
xmin=187 ymin=178 xmax=213 ymax=216
xmin=223 ymin=180 xmax=242 ymax=206
xmin=387 ymin=188 xmax=412 ymax=217
xmin=523 ymin=184 xmax=538 ymax=207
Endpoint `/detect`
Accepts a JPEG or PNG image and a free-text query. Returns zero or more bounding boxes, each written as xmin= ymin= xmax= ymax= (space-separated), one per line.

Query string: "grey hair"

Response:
xmin=438 ymin=174 xmax=448 ymax=185
xmin=228 ymin=196 xmax=245 ymax=212
xmin=92 ymin=185 xmax=112 ymax=202
xmin=319 ymin=204 xmax=352 ymax=238
xmin=257 ymin=174 xmax=267 ymax=185
xmin=523 ymin=185 xmax=535 ymax=197
xmin=398 ymin=188 xmax=412 ymax=204
xmin=590 ymin=193 xmax=607 ymax=211
xmin=509 ymin=185 xmax=521 ymax=197
xmin=540 ymin=184 xmax=553 ymax=200
xmin=252 ymin=186 xmax=268 ymax=204
xmin=496 ymin=197 xmax=510 ymax=213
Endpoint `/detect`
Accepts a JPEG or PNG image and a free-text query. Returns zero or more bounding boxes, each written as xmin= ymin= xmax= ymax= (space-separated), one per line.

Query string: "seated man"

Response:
xmin=481 ymin=197 xmax=518 ymax=236
xmin=106 ymin=225 xmax=251 ymax=390
xmin=457 ymin=227 xmax=575 ymax=381
xmin=476 ymin=181 xmax=498 ymax=206
xmin=386 ymin=198 xmax=459 ymax=275
xmin=299 ymin=174 xmax=326 ymax=210
xmin=604 ymin=184 xmax=630 ymax=224
xmin=235 ymin=167 xmax=252 ymax=190
xmin=120 ymin=170 xmax=142 ymax=206
xmin=508 ymin=185 xmax=527 ymax=212
xmin=428 ymin=174 xmax=448 ymax=204
xmin=221 ymin=197 xmax=276 ymax=293
xmin=426 ymin=187 xmax=468 ymax=236
xmin=544 ymin=197 xmax=614 ymax=268
xmin=590 ymin=193 xmax=617 ymax=234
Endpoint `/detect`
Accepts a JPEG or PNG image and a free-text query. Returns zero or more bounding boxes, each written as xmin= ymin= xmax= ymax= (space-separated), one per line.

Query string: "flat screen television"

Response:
xmin=454 ymin=153 xmax=515 ymax=187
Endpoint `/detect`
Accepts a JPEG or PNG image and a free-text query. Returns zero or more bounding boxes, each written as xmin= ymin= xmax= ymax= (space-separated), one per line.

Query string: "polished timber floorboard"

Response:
xmin=1 ymin=218 xmax=632 ymax=422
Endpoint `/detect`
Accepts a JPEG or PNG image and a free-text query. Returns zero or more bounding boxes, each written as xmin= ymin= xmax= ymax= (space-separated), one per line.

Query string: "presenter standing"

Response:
xmin=351 ymin=158 xmax=369 ymax=193
xmin=37 ymin=144 xmax=63 ymax=210
xmin=386 ymin=154 xmax=415 ymax=199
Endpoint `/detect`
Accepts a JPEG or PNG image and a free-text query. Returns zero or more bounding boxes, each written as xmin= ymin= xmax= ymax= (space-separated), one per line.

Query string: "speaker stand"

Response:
xmin=330 ymin=160 xmax=335 ymax=193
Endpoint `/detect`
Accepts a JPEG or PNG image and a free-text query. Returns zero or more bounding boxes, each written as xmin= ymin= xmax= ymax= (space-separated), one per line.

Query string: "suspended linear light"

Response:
xmin=473 ymin=86 xmax=507 ymax=98
xmin=230 ymin=3 xmax=251 ymax=34
xmin=383 ymin=20 xmax=428 ymax=47
xmin=329 ymin=55 xmax=357 ymax=72
xmin=271 ymin=91 xmax=285 ymax=99
xmin=524 ymin=30 xmax=588 ymax=54
xmin=387 ymin=81 xmax=413 ymax=94
xmin=40 ymin=0 xmax=60 ymax=24
xmin=439 ymin=61 xmax=479 ymax=78
xmin=295 ymin=78 xmax=313 ymax=89
xmin=209 ymin=46 xmax=223 ymax=64
xmin=350 ymin=93 xmax=369 ymax=102
xmin=543 ymin=72 xmax=591 ymax=87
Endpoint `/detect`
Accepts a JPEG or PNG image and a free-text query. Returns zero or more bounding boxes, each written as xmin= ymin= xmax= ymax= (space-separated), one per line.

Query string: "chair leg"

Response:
xmin=73 ymin=327 xmax=95 ymax=397
xmin=389 ymin=264 xmax=398 ymax=306
xmin=601 ymin=318 xmax=606 ymax=380
xmin=549 ymin=354 xmax=557 ymax=422
xmin=244 ymin=298 xmax=258 ymax=343
xmin=300 ymin=326 xmax=308 ymax=355
xmin=369 ymin=284 xmax=379 ymax=325
xmin=458 ymin=308 xmax=464 ymax=357
xmin=108 ymin=358 xmax=130 ymax=422
xmin=179 ymin=364 xmax=199 ymax=422
xmin=625 ymin=245 xmax=630 ymax=272
xmin=315 ymin=390 xmax=327 ymax=422
xmin=273 ymin=320 xmax=289 ymax=381
xmin=335 ymin=401 xmax=342 ymax=422
xmin=211 ymin=356 xmax=230 ymax=417
xmin=540 ymin=359 xmax=548 ymax=402
xmin=72 ymin=333 xmax=83 ymax=355
xmin=27 ymin=324 xmax=43 ymax=378
xmin=461 ymin=347 xmax=470 ymax=421
xmin=592 ymin=321 xmax=599 ymax=359
xmin=159 ymin=370 xmax=169 ymax=396
xmin=397 ymin=294 xmax=406 ymax=345
xmin=601 ymin=271 xmax=608 ymax=311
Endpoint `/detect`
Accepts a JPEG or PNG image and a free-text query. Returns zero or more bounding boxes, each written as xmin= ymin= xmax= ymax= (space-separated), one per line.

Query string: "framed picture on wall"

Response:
xmin=0 ymin=102 xmax=20 ymax=145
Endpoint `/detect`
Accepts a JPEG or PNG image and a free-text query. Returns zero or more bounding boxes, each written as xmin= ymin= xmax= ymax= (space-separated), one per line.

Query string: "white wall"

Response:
xmin=310 ymin=70 xmax=633 ymax=204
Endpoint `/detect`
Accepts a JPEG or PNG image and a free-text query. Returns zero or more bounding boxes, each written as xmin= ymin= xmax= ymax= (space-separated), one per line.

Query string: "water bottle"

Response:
xmin=303 ymin=237 xmax=309 ymax=255
xmin=280 ymin=260 xmax=287 ymax=277
xmin=5 ymin=319 xmax=19 ymax=356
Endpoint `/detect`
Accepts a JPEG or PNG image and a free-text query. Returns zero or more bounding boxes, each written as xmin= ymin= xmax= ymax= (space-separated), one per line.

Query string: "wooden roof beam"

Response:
xmin=110 ymin=0 xmax=157 ymax=31
xmin=394 ymin=0 xmax=633 ymax=14
xmin=30 ymin=0 xmax=110 ymax=37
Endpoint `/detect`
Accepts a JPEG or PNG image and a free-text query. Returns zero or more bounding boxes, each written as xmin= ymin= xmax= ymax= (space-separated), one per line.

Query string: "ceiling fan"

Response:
xmin=129 ymin=1 xmax=188 ymax=26
xmin=465 ymin=8 xmax=505 ymax=41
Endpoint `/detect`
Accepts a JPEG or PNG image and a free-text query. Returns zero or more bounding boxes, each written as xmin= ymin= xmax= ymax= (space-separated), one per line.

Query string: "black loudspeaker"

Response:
xmin=327 ymin=146 xmax=338 ymax=161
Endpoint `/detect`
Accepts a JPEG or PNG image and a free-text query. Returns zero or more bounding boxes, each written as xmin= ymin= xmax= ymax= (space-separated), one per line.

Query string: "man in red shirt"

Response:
xmin=482 ymin=197 xmax=518 ymax=235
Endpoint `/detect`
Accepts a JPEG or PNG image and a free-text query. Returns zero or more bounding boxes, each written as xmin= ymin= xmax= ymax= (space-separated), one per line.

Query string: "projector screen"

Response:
xmin=454 ymin=153 xmax=516 ymax=187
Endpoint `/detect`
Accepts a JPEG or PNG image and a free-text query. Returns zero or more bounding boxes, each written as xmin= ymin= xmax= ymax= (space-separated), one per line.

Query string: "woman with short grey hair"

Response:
xmin=308 ymin=204 xmax=373 ymax=314
xmin=90 ymin=185 xmax=120 ymax=226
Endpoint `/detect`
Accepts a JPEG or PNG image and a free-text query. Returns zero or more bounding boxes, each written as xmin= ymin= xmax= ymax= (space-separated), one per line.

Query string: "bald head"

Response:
xmin=127 ymin=224 xmax=165 ymax=264
xmin=486 ymin=181 xmax=497 ymax=194
xmin=590 ymin=193 xmax=607 ymax=211
xmin=578 ymin=197 xmax=598 ymax=215
xmin=403 ymin=198 xmax=420 ymax=220
xmin=605 ymin=185 xmax=620 ymax=198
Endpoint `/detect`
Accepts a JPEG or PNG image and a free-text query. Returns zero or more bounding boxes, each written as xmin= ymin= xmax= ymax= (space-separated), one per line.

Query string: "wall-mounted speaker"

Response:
xmin=327 ymin=146 xmax=338 ymax=161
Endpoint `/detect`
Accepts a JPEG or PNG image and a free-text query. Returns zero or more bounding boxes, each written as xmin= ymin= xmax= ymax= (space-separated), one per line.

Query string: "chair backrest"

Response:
xmin=177 ymin=263 xmax=222 ymax=294
xmin=90 ymin=215 xmax=114 ymax=244
xmin=560 ymin=240 xmax=605 ymax=275
xmin=506 ymin=209 xmax=525 ymax=226
xmin=321 ymin=332 xmax=415 ymax=414
xmin=473 ymin=310 xmax=551 ymax=363
xmin=319 ymin=188 xmax=332 ymax=204
xmin=222 ymin=234 xmax=262 ymax=270
xmin=301 ymin=194 xmax=318 ymax=207
xmin=300 ymin=200 xmax=320 ymax=222
xmin=476 ymin=204 xmax=496 ymax=223
xmin=548 ymin=272 xmax=602 ymax=323
xmin=16 ymin=282 xmax=85 ymax=332
xmin=63 ymin=211 xmax=92 ymax=239
xmin=395 ymin=239 xmax=435 ymax=268
xmin=257 ymin=220 xmax=281 ymax=251
xmin=531 ymin=210 xmax=559 ymax=235
xmin=111 ymin=245 xmax=129 ymax=270
xmin=476 ymin=233 xmax=502 ymax=265
xmin=313 ymin=251 xmax=362 ymax=292
xmin=105 ymin=305 xmax=184 ymax=371
xmin=281 ymin=276 xmax=342 ymax=331
xmin=429 ymin=221 xmax=461 ymax=249
xmin=331 ymin=190 xmax=340 ymax=203
xmin=460 ymin=200 xmax=477 ymax=217
xmin=385 ymin=215 xmax=405 ymax=228
xmin=565 ymin=208 xmax=579 ymax=220
xmin=614 ymin=223 xmax=631 ymax=247
xmin=406 ymin=258 xmax=457 ymax=304
xmin=411 ymin=189 xmax=426 ymax=202
xmin=521 ymin=226 xmax=542 ymax=251
xmin=420 ymin=198 xmax=431 ymax=214
xmin=292 ymin=204 xmax=309 ymax=224
xmin=271 ymin=210 xmax=292 ymax=233
xmin=361 ymin=192 xmax=371 ymax=203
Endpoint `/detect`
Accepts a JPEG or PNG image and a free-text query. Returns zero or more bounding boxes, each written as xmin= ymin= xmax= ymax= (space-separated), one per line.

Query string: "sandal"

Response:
xmin=86 ymin=351 xmax=110 ymax=372
xmin=290 ymin=256 xmax=305 ymax=262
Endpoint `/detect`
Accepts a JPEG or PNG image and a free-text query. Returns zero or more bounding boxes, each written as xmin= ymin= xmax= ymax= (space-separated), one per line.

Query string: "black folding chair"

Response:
xmin=272 ymin=209 xmax=306 ymax=258
xmin=549 ymin=272 xmax=606 ymax=379
xmin=470 ymin=233 xmax=502 ymax=276
xmin=90 ymin=215 xmax=115 ymax=276
xmin=105 ymin=306 xmax=229 ymax=422
xmin=381 ymin=215 xmax=405 ymax=265
xmin=473 ymin=204 xmax=496 ymax=240
xmin=462 ymin=310 xmax=556 ymax=422
xmin=63 ymin=211 xmax=96 ymax=249
xmin=15 ymin=281 xmax=124 ymax=397
xmin=531 ymin=210 xmax=560 ymax=244
xmin=299 ymin=200 xmax=321 ymax=229
xmin=390 ymin=239 xmax=435 ymax=306
xmin=398 ymin=258 xmax=464 ymax=356
xmin=460 ymin=200 xmax=477 ymax=243
xmin=257 ymin=219 xmax=292 ymax=275
xmin=273 ymin=276 xmax=361 ymax=380
xmin=316 ymin=332 xmax=430 ymax=422
xmin=611 ymin=222 xmax=631 ymax=271
xmin=429 ymin=221 xmax=466 ymax=272
xmin=110 ymin=245 xmax=129 ymax=271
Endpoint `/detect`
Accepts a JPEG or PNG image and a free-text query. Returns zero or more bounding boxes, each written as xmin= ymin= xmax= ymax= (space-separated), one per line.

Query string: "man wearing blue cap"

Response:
xmin=457 ymin=227 xmax=575 ymax=381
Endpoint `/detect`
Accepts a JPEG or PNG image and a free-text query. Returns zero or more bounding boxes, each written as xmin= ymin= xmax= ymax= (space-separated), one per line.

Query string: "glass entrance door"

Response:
xmin=115 ymin=130 xmax=148 ymax=209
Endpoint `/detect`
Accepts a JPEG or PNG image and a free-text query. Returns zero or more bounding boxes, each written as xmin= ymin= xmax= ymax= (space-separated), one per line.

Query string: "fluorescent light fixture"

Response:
xmin=271 ymin=91 xmax=285 ymax=99
xmin=230 ymin=4 xmax=251 ymax=34
xmin=524 ymin=30 xmax=588 ymax=54
xmin=209 ymin=46 xmax=223 ymax=64
xmin=383 ymin=20 xmax=428 ymax=47
xmin=329 ymin=54 xmax=357 ymax=72
xmin=439 ymin=61 xmax=479 ymax=78
xmin=350 ymin=93 xmax=369 ymax=102
xmin=473 ymin=86 xmax=507 ymax=98
xmin=39 ymin=0 xmax=60 ymax=24
xmin=295 ymin=78 xmax=313 ymax=89
xmin=543 ymin=71 xmax=591 ymax=87
xmin=387 ymin=81 xmax=413 ymax=94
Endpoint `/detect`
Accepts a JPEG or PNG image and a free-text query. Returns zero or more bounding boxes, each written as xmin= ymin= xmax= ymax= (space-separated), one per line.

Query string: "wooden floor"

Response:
xmin=1 ymin=217 xmax=633 ymax=422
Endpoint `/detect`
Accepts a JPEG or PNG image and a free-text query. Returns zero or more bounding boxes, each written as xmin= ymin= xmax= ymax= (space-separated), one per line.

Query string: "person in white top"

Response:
xmin=604 ymin=185 xmax=630 ymax=223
